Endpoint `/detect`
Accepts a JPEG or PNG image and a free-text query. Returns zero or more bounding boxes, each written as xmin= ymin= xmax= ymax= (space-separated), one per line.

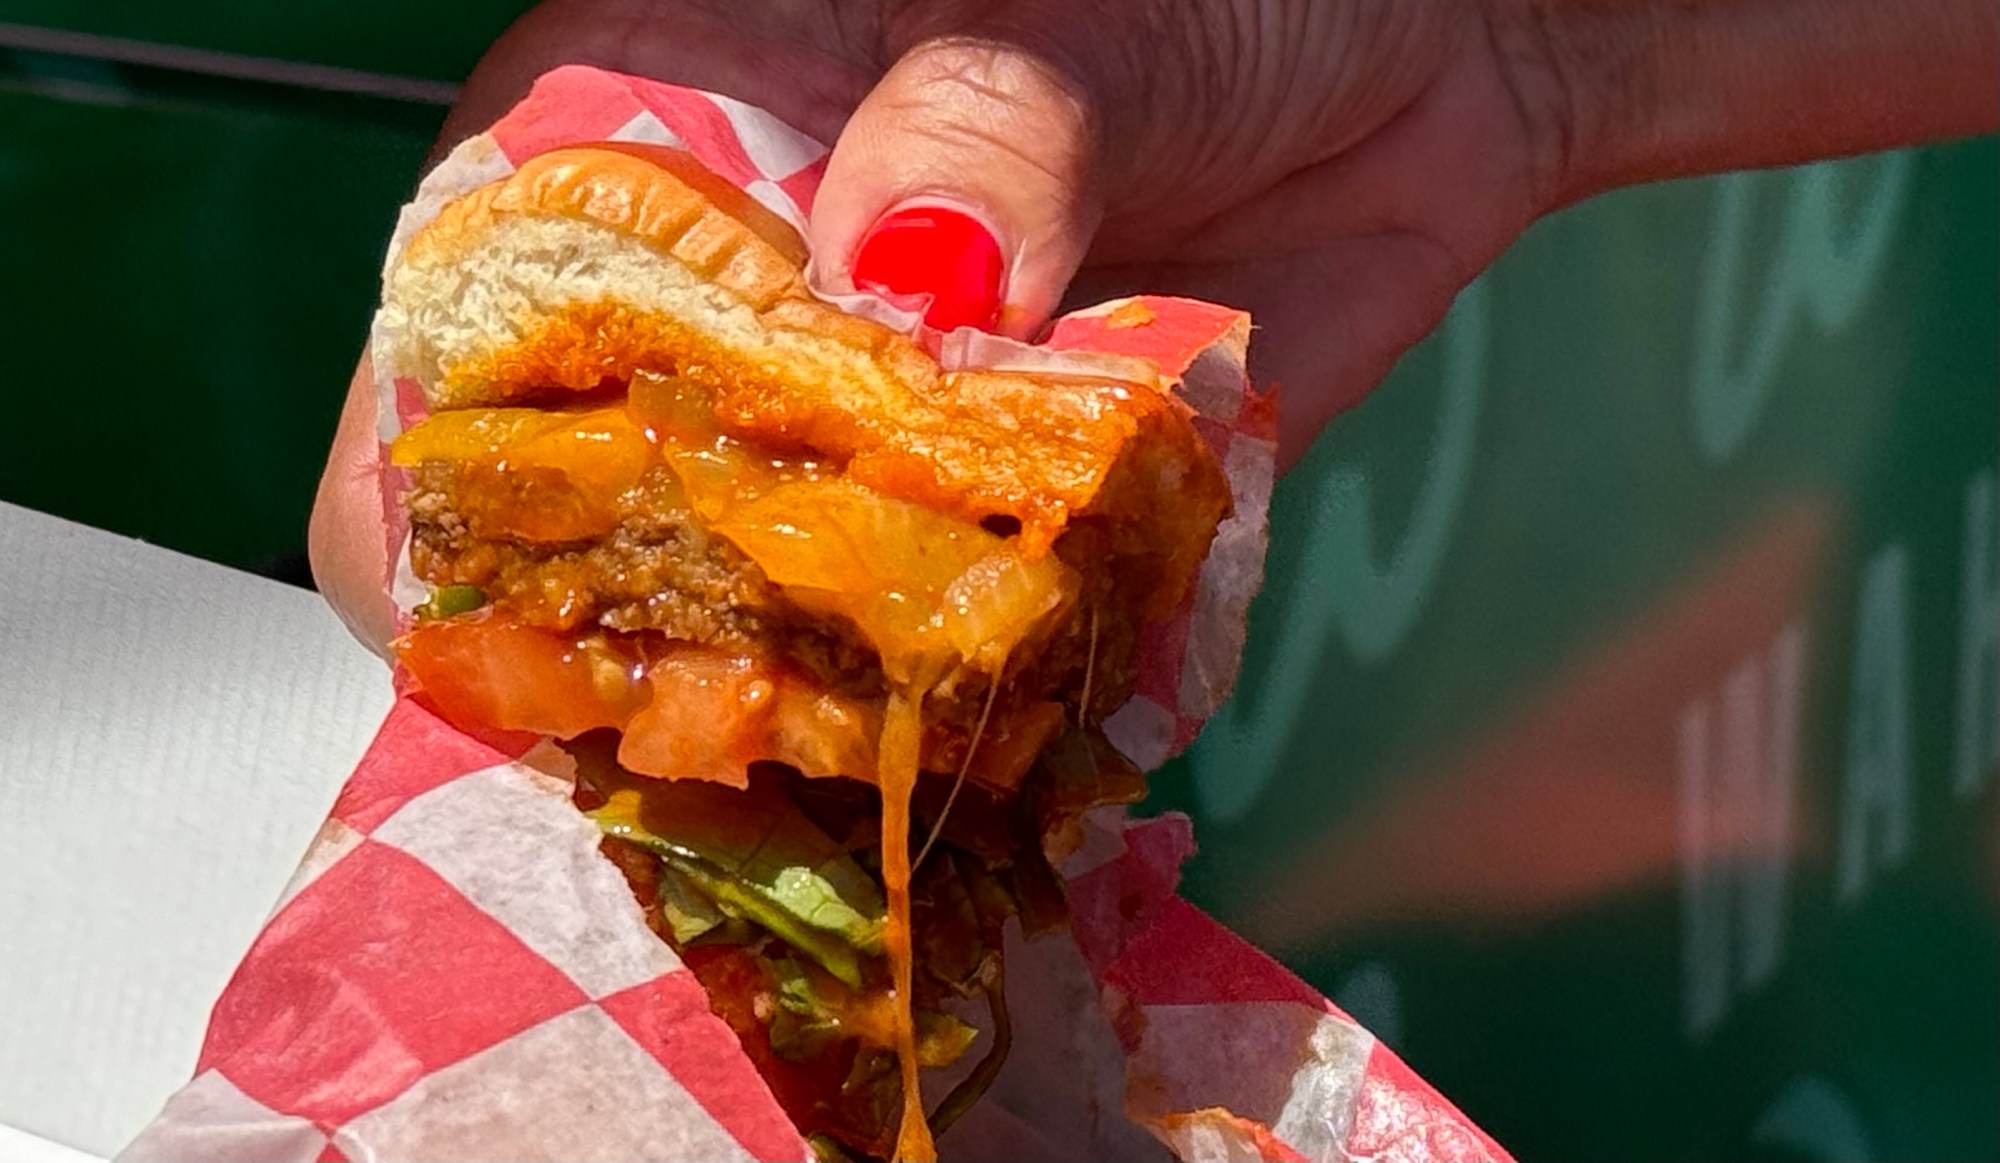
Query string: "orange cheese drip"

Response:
xmin=878 ymin=688 xmax=936 ymax=1163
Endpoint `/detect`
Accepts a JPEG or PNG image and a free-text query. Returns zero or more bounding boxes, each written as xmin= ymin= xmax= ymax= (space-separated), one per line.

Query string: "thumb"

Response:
xmin=808 ymin=38 xmax=1103 ymax=338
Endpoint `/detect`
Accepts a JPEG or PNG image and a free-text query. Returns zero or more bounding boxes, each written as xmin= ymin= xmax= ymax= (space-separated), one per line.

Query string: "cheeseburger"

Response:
xmin=376 ymin=144 xmax=1233 ymax=1162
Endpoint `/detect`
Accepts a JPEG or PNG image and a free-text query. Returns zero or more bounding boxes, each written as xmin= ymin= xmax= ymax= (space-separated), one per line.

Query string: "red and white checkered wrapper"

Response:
xmin=119 ymin=66 xmax=1510 ymax=1163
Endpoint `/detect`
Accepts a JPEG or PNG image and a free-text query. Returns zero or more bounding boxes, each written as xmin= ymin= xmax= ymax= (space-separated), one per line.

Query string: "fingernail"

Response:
xmin=851 ymin=203 xmax=1004 ymax=332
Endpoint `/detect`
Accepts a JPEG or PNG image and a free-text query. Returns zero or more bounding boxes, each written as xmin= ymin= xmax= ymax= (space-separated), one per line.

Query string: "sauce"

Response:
xmin=878 ymin=687 xmax=936 ymax=1163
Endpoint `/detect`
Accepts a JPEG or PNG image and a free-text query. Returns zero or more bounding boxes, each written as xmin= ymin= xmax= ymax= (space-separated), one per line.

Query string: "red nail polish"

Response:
xmin=851 ymin=205 xmax=1004 ymax=332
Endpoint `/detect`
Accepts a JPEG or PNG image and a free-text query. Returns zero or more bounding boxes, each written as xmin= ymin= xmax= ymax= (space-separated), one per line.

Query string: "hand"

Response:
xmin=310 ymin=0 xmax=1997 ymax=650
xmin=431 ymin=0 xmax=1564 ymax=459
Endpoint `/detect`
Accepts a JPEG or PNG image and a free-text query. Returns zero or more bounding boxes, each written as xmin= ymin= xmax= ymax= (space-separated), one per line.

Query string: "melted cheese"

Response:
xmin=878 ymin=687 xmax=936 ymax=1162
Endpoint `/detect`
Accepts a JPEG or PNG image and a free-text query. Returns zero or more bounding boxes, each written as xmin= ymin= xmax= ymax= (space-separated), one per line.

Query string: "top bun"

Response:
xmin=374 ymin=145 xmax=1229 ymax=573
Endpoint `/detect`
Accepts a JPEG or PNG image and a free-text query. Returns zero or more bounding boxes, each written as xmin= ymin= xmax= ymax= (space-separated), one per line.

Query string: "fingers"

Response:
xmin=308 ymin=358 xmax=396 ymax=658
xmin=808 ymin=37 xmax=1105 ymax=338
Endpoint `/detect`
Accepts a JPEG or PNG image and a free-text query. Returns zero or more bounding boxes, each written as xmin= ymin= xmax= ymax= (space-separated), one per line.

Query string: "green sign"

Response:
xmin=1154 ymin=140 xmax=1999 ymax=1161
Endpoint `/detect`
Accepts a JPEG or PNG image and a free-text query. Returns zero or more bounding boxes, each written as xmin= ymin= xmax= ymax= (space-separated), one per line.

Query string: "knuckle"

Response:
xmin=879 ymin=37 xmax=1098 ymax=182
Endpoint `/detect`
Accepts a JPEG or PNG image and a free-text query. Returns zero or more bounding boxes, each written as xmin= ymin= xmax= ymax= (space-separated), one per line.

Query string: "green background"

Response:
xmin=1 ymin=7 xmax=1993 ymax=1160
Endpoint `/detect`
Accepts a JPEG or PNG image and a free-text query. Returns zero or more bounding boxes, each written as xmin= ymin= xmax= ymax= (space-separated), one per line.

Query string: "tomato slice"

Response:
xmin=617 ymin=650 xmax=772 ymax=786
xmin=402 ymin=618 xmax=893 ymax=784
xmin=618 ymin=647 xmax=884 ymax=785
xmin=395 ymin=618 xmax=646 ymax=739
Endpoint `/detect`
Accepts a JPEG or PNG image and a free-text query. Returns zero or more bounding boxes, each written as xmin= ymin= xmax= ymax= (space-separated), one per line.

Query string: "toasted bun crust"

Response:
xmin=380 ymin=144 xmax=922 ymax=412
xmin=404 ymin=145 xmax=811 ymax=312
xmin=377 ymin=145 xmax=1230 ymax=583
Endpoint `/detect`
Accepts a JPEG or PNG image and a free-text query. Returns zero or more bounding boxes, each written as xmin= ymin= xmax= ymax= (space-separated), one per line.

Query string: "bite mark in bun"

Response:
xmin=378 ymin=143 xmax=1234 ymax=1162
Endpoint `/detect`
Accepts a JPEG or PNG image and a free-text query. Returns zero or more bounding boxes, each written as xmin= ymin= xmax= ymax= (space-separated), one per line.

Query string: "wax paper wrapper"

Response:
xmin=120 ymin=66 xmax=1510 ymax=1163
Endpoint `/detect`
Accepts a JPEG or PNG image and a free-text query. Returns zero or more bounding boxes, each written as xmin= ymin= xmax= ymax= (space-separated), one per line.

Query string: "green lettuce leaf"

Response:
xmin=655 ymin=862 xmax=727 ymax=945
xmin=762 ymin=955 xmax=978 ymax=1069
xmin=587 ymin=773 xmax=887 ymax=985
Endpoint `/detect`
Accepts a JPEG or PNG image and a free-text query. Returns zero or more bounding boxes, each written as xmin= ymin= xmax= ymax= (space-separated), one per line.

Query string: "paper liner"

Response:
xmin=119 ymin=66 xmax=1510 ymax=1162
xmin=122 ymin=698 xmax=1508 ymax=1163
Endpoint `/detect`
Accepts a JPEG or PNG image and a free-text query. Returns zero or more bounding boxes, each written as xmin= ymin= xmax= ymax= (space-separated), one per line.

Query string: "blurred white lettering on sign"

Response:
xmin=1678 ymin=623 xmax=1804 ymax=1041
xmin=1691 ymin=153 xmax=1911 ymax=462
xmin=1751 ymin=1074 xmax=1875 ymax=1162
xmin=1839 ymin=543 xmax=1913 ymax=903
xmin=1190 ymin=279 xmax=1489 ymax=821
xmin=1955 ymin=468 xmax=1999 ymax=800
xmin=1317 ymin=278 xmax=1489 ymax=664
